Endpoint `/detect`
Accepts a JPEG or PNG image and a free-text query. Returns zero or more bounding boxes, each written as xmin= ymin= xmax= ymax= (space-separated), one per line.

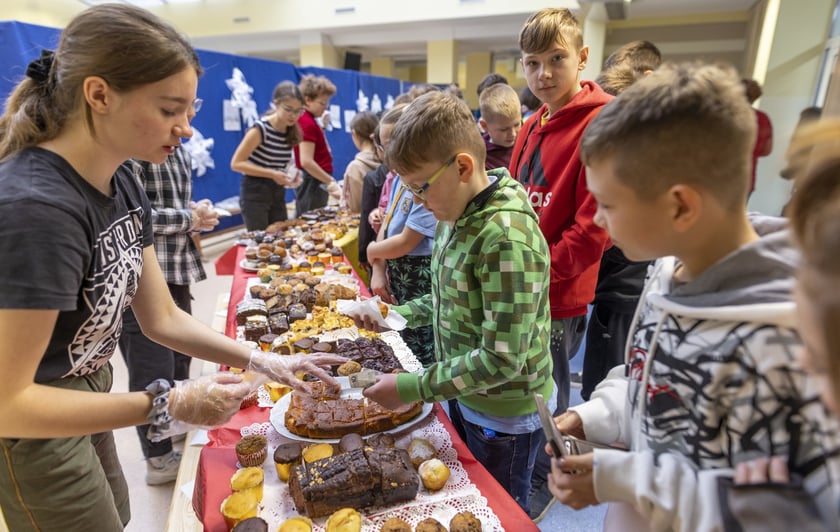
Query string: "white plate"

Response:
xmin=240 ymin=259 xmax=259 ymax=272
xmin=269 ymin=392 xmax=433 ymax=444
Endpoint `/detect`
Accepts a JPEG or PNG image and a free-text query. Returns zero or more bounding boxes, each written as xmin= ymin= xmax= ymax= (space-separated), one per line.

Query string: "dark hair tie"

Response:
xmin=26 ymin=49 xmax=55 ymax=85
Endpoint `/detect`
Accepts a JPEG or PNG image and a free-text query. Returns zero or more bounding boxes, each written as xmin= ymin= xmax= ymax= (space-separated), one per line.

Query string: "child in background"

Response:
xmin=346 ymin=91 xmax=554 ymax=512
xmin=294 ymin=74 xmax=341 ymax=215
xmin=508 ymin=8 xmax=612 ymax=519
xmin=366 ymin=110 xmax=438 ymax=365
xmin=231 ymin=81 xmax=303 ymax=230
xmin=581 ymin=40 xmax=661 ymax=401
xmin=478 ymin=83 xmax=522 ymax=171
xmin=548 ymin=62 xmax=840 ymax=531
xmin=359 ymin=105 xmax=407 ymax=285
xmin=342 ymin=111 xmax=379 ymax=213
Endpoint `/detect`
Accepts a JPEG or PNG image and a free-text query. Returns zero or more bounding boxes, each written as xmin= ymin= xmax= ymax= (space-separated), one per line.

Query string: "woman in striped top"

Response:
xmin=231 ymin=81 xmax=304 ymax=230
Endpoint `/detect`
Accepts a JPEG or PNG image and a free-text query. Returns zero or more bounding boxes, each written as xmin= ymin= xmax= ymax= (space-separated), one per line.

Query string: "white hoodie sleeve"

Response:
xmin=593 ymin=448 xmax=727 ymax=532
xmin=569 ymin=364 xmax=629 ymax=445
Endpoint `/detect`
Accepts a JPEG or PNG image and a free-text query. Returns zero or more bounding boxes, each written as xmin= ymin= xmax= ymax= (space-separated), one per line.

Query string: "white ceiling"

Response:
xmin=184 ymin=0 xmax=761 ymax=64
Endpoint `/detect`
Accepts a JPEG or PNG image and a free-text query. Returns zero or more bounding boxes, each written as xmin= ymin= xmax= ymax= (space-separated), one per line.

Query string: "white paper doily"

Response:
xmin=238 ymin=415 xmax=504 ymax=531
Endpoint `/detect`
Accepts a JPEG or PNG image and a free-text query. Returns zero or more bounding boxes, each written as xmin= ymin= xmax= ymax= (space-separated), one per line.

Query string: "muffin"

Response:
xmin=229 ymin=466 xmax=264 ymax=503
xmin=418 ymin=458 xmax=450 ymax=491
xmin=277 ymin=516 xmax=313 ymax=532
xmin=338 ymin=433 xmax=364 ymax=453
xmin=379 ymin=517 xmax=412 ymax=532
xmin=407 ymin=438 xmax=437 ymax=468
xmin=273 ymin=442 xmax=302 ymax=482
xmin=301 ymin=443 xmax=334 ymax=463
xmin=335 ymin=263 xmax=352 ymax=275
xmin=231 ymin=516 xmax=269 ymax=532
xmin=415 ymin=518 xmax=446 ymax=532
xmin=336 ymin=360 xmax=362 ymax=376
xmin=239 ymin=390 xmax=259 ymax=410
xmin=449 ymin=511 xmax=482 ymax=532
xmin=258 ymin=333 xmax=279 ymax=351
xmin=220 ymin=490 xmax=259 ymax=530
xmin=235 ymin=434 xmax=267 ymax=467
xmin=325 ymin=508 xmax=361 ymax=532
xmin=310 ymin=261 xmax=326 ymax=276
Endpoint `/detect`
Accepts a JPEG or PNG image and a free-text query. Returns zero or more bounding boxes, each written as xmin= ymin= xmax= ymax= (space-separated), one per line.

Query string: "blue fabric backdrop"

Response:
xmin=0 ymin=20 xmax=405 ymax=232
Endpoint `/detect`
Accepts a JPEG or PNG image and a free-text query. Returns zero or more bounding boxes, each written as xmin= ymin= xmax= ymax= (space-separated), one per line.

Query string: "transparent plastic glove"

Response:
xmin=189 ymin=200 xmax=219 ymax=232
xmin=326 ymin=181 xmax=342 ymax=201
xmin=248 ymin=349 xmax=346 ymax=392
xmin=168 ymin=372 xmax=252 ymax=427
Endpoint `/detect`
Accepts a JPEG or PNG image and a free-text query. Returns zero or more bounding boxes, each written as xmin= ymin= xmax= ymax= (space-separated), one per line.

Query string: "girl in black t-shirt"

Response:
xmin=0 ymin=5 xmax=343 ymax=529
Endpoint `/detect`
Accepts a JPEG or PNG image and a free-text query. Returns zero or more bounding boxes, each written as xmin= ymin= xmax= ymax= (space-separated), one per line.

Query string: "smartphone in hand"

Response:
xmin=533 ymin=392 xmax=566 ymax=458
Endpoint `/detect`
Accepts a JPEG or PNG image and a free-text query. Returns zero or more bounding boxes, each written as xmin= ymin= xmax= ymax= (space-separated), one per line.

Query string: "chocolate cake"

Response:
xmin=283 ymin=384 xmax=423 ymax=439
xmin=287 ymin=447 xmax=418 ymax=518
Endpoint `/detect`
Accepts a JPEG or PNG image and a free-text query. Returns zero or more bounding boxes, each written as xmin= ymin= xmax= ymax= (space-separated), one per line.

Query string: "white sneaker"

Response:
xmin=146 ymin=450 xmax=182 ymax=486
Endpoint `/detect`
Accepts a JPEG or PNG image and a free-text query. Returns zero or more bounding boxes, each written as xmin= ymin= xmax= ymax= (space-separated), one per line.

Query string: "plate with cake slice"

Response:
xmin=270 ymin=382 xmax=433 ymax=444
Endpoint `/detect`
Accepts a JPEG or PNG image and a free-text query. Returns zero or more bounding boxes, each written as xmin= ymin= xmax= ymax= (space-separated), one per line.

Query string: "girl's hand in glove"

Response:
xmin=168 ymin=372 xmax=252 ymax=427
xmin=248 ymin=350 xmax=347 ymax=392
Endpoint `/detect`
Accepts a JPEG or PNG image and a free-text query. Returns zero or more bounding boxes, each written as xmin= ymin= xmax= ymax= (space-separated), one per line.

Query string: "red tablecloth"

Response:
xmin=196 ymin=246 xmax=537 ymax=531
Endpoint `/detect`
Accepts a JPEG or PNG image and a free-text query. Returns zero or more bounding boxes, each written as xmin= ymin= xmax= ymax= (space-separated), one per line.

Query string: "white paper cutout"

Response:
xmin=343 ymin=110 xmax=357 ymax=133
xmin=328 ymin=104 xmax=341 ymax=129
xmin=182 ymin=127 xmax=215 ymax=177
xmin=370 ymin=94 xmax=383 ymax=114
xmin=225 ymin=67 xmax=259 ymax=128
xmin=356 ymin=89 xmax=370 ymax=112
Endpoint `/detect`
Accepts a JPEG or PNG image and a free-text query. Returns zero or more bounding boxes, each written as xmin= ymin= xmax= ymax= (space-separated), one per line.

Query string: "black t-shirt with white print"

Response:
xmin=0 ymin=147 xmax=153 ymax=382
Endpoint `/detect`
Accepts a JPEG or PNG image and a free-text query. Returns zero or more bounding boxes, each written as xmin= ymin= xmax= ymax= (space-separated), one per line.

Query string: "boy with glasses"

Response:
xmin=345 ymin=91 xmax=554 ymax=512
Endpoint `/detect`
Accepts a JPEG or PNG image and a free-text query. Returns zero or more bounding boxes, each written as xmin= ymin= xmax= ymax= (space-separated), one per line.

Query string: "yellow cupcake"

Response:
xmin=325 ymin=508 xmax=362 ymax=532
xmin=278 ymin=516 xmax=313 ymax=532
xmin=229 ymin=466 xmax=264 ymax=503
xmin=301 ymin=443 xmax=334 ymax=463
xmin=220 ymin=490 xmax=258 ymax=530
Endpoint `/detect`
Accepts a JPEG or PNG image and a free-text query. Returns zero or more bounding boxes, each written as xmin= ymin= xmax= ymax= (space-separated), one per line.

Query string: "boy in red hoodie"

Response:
xmin=508 ymin=7 xmax=612 ymax=521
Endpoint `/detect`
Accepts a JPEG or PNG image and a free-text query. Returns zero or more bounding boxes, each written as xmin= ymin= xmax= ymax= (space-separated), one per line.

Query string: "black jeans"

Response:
xmin=240 ymin=175 xmax=289 ymax=231
xmin=581 ymin=302 xmax=635 ymax=400
xmin=294 ymin=171 xmax=329 ymax=216
xmin=119 ymin=283 xmax=192 ymax=458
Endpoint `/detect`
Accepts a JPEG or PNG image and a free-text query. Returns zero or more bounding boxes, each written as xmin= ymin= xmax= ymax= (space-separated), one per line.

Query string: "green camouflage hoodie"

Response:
xmin=394 ymin=170 xmax=554 ymax=417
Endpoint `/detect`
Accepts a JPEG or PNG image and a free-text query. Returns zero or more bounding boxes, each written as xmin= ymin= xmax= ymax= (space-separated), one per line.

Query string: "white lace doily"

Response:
xmin=239 ymin=415 xmax=504 ymax=531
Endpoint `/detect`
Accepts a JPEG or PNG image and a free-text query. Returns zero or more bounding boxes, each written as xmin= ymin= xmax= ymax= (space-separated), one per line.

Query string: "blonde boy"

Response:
xmin=549 ymin=62 xmax=840 ymax=531
xmin=478 ymin=83 xmax=522 ymax=171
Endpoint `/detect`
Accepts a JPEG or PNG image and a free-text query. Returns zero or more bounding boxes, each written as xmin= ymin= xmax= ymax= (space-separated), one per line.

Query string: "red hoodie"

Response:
xmin=509 ymin=81 xmax=612 ymax=319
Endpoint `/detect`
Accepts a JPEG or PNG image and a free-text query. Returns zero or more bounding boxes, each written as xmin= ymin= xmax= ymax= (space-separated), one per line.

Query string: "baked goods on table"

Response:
xmin=418 ymin=458 xmax=451 ymax=491
xmin=379 ymin=517 xmax=412 ymax=532
xmin=449 ymin=511 xmax=482 ymax=532
xmin=284 ymin=382 xmax=423 ymax=439
xmin=277 ymin=516 xmax=313 ymax=532
xmin=324 ymin=508 xmax=362 ymax=532
xmin=221 ymin=490 xmax=260 ymax=529
xmin=273 ymin=442 xmax=303 ymax=482
xmin=231 ymin=516 xmax=269 ymax=532
xmin=288 ymin=447 xmax=418 ymax=518
xmin=414 ymin=518 xmax=447 ymax=532
xmin=236 ymin=434 xmax=268 ymax=467
xmin=230 ymin=466 xmax=265 ymax=502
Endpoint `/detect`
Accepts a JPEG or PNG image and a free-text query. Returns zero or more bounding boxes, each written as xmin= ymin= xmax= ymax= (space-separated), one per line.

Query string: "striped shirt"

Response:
xmin=131 ymin=147 xmax=206 ymax=286
xmin=247 ymin=118 xmax=293 ymax=171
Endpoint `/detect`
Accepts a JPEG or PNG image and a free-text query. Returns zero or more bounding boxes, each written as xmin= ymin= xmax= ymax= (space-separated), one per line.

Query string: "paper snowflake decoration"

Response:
xmin=370 ymin=94 xmax=383 ymax=114
xmin=356 ymin=90 xmax=369 ymax=112
xmin=182 ymin=128 xmax=215 ymax=177
xmin=225 ymin=67 xmax=259 ymax=127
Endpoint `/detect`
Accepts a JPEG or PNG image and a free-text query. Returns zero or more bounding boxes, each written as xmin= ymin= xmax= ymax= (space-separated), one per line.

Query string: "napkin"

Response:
xmin=336 ymin=296 xmax=407 ymax=331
